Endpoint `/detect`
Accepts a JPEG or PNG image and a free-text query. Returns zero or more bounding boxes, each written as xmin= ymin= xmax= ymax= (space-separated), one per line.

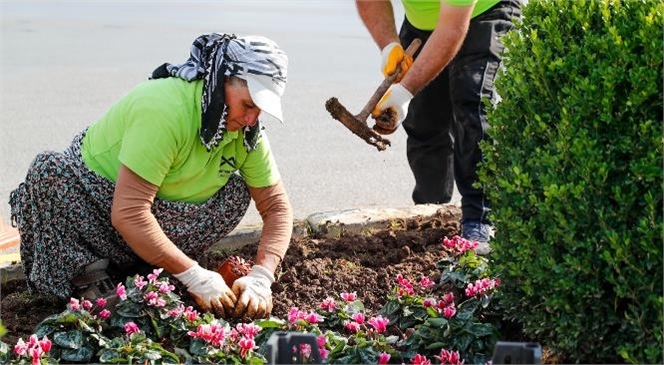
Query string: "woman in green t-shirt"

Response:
xmin=10 ymin=33 xmax=292 ymax=320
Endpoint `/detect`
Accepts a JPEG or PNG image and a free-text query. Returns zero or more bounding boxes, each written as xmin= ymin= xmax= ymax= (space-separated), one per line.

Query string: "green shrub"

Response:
xmin=479 ymin=0 xmax=663 ymax=363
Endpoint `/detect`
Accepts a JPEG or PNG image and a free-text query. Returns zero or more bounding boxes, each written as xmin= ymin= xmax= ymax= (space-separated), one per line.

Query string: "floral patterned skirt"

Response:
xmin=9 ymin=131 xmax=250 ymax=299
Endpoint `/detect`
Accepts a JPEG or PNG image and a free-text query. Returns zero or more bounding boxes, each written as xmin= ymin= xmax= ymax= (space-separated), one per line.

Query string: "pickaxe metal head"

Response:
xmin=325 ymin=97 xmax=391 ymax=151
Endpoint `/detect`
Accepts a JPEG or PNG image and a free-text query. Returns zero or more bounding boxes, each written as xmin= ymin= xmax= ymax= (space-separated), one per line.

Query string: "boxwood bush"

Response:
xmin=479 ymin=0 xmax=663 ymax=363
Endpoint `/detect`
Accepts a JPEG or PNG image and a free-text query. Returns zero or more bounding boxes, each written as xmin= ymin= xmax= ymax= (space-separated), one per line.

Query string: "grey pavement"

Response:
xmin=0 ymin=2 xmax=460 ymax=242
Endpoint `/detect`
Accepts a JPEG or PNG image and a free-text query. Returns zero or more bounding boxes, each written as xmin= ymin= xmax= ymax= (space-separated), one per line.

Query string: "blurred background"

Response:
xmin=1 ymin=1 xmax=457 ymax=228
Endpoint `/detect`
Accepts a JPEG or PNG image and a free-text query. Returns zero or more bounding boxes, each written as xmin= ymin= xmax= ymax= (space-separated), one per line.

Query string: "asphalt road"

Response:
xmin=1 ymin=1 xmax=459 ymax=227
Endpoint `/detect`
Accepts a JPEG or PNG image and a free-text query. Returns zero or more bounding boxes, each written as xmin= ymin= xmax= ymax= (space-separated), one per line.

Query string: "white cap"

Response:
xmin=244 ymin=73 xmax=286 ymax=123
xmin=227 ymin=35 xmax=288 ymax=123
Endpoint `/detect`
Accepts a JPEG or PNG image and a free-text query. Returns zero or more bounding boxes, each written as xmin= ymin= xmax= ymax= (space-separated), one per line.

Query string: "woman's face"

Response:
xmin=224 ymin=79 xmax=261 ymax=132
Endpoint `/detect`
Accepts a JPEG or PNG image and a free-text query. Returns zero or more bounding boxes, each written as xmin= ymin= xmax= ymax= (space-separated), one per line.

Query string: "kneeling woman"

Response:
xmin=10 ymin=33 xmax=293 ymax=320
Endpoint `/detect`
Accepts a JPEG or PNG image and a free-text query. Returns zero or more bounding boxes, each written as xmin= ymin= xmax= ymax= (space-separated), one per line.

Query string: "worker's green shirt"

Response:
xmin=81 ymin=77 xmax=280 ymax=204
xmin=402 ymin=0 xmax=501 ymax=30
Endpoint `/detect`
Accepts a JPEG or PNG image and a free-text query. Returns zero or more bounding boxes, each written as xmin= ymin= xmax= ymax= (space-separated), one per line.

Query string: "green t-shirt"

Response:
xmin=402 ymin=0 xmax=501 ymax=30
xmin=82 ymin=77 xmax=280 ymax=204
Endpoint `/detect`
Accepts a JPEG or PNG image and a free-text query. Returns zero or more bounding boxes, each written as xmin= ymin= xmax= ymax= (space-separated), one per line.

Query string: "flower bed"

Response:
xmin=0 ymin=210 xmax=551 ymax=364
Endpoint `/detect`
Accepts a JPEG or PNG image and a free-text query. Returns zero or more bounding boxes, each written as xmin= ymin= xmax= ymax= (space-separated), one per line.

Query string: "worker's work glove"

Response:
xmin=232 ymin=265 xmax=274 ymax=319
xmin=381 ymin=42 xmax=413 ymax=82
xmin=372 ymin=83 xmax=414 ymax=135
xmin=174 ymin=263 xmax=237 ymax=318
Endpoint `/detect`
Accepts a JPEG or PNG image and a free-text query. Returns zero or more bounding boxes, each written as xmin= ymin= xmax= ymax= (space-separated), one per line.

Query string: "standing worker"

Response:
xmin=9 ymin=33 xmax=292 ymax=320
xmin=355 ymin=0 xmax=521 ymax=254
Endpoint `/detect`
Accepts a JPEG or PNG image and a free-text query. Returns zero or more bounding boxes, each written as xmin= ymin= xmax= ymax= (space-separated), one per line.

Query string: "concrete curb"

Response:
xmin=0 ymin=203 xmax=460 ymax=284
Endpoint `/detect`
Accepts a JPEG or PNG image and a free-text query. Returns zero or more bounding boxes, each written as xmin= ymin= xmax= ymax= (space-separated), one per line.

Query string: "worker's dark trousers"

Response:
xmin=399 ymin=0 xmax=521 ymax=223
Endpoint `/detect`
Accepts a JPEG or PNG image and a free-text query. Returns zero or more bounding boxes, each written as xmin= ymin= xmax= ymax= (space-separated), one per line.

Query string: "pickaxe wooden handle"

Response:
xmin=356 ymin=38 xmax=422 ymax=123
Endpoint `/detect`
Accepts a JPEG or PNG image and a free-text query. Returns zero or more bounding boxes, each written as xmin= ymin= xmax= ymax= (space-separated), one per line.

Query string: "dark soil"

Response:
xmin=0 ymin=207 xmax=560 ymax=363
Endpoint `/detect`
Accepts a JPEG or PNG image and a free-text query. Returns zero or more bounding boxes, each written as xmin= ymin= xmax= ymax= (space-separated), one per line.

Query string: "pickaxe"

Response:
xmin=325 ymin=38 xmax=422 ymax=151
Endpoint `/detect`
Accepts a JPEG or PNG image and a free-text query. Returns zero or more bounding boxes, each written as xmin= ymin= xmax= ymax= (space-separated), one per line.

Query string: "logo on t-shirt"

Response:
xmin=218 ymin=156 xmax=237 ymax=178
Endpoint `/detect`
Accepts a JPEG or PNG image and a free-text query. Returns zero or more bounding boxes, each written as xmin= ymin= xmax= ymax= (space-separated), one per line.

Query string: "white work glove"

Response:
xmin=381 ymin=42 xmax=413 ymax=82
xmin=174 ymin=263 xmax=237 ymax=318
xmin=372 ymin=83 xmax=414 ymax=135
xmin=232 ymin=265 xmax=274 ymax=319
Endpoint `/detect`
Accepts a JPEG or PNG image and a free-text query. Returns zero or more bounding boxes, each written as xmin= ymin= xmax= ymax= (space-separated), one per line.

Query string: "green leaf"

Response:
xmin=425 ymin=341 xmax=445 ymax=350
xmin=53 ymin=330 xmax=84 ymax=349
xmin=358 ymin=346 xmax=377 ymax=364
xmin=469 ymin=323 xmax=497 ymax=337
xmin=142 ymin=350 xmax=162 ymax=361
xmin=115 ymin=301 xmax=144 ymax=318
xmin=34 ymin=322 xmax=58 ymax=339
xmin=255 ymin=318 xmax=287 ymax=329
xmin=378 ymin=300 xmax=401 ymax=317
xmin=98 ymin=349 xmax=123 ymax=363
xmin=60 ymin=345 xmax=94 ymax=362
xmin=55 ymin=311 xmax=80 ymax=324
xmin=425 ymin=317 xmax=448 ymax=328
xmin=189 ymin=338 xmax=208 ymax=356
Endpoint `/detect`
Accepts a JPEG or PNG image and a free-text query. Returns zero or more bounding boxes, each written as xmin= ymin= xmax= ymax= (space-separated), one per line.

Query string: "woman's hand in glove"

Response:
xmin=174 ymin=263 xmax=236 ymax=318
xmin=232 ymin=265 xmax=275 ymax=319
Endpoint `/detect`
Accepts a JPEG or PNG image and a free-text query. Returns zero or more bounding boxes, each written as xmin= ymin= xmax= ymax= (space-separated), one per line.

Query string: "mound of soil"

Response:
xmin=0 ymin=207 xmax=557 ymax=362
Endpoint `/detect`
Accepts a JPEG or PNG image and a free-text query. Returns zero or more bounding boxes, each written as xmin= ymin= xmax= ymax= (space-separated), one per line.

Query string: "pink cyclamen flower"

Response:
xmin=82 ymin=300 xmax=93 ymax=310
xmin=68 ymin=298 xmax=80 ymax=311
xmin=144 ymin=291 xmax=167 ymax=307
xmin=29 ymin=346 xmax=43 ymax=365
xmin=304 ymin=311 xmax=324 ymax=324
xmin=184 ymin=306 xmax=199 ymax=321
xmin=167 ymin=305 xmax=185 ymax=318
xmin=443 ymin=305 xmax=456 ymax=319
xmin=134 ymin=275 xmax=148 ymax=290
xmin=441 ymin=292 xmax=455 ymax=306
xmin=99 ymin=309 xmax=111 ymax=319
xmin=188 ymin=322 xmax=226 ymax=347
xmin=317 ymin=334 xmax=327 ymax=348
xmin=14 ymin=338 xmax=28 ymax=356
xmin=442 ymin=235 xmax=478 ymax=254
xmin=398 ymin=286 xmax=415 ymax=297
xmin=159 ymin=282 xmax=175 ymax=293
xmin=236 ymin=323 xmax=261 ymax=338
xmin=412 ymin=353 xmax=432 ymax=365
xmin=436 ymin=348 xmax=465 ymax=365
xmin=319 ymin=347 xmax=329 ymax=360
xmin=124 ymin=322 xmax=140 ymax=336
xmin=396 ymin=275 xmax=415 ymax=297
xmin=351 ymin=312 xmax=365 ymax=324
xmin=420 ymin=276 xmax=435 ymax=288
xmin=340 ymin=291 xmax=357 ymax=302
xmin=95 ymin=297 xmax=107 ymax=308
xmin=238 ymin=336 xmax=256 ymax=358
xmin=317 ymin=335 xmax=329 ymax=359
xmin=423 ymin=298 xmax=436 ymax=308
xmin=147 ymin=268 xmax=164 ymax=283
xmin=288 ymin=307 xmax=304 ymax=324
xmin=38 ymin=336 xmax=52 ymax=353
xmin=27 ymin=335 xmax=39 ymax=349
xmin=319 ymin=297 xmax=337 ymax=312
xmin=465 ymin=278 xmax=501 ymax=297
xmin=368 ymin=315 xmax=390 ymax=333
xmin=116 ymin=284 xmax=127 ymax=300
xmin=378 ymin=352 xmax=391 ymax=365
xmin=344 ymin=320 xmax=361 ymax=333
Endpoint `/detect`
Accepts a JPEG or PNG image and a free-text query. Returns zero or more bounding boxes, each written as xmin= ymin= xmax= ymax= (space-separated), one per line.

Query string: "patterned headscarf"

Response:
xmin=150 ymin=33 xmax=288 ymax=152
